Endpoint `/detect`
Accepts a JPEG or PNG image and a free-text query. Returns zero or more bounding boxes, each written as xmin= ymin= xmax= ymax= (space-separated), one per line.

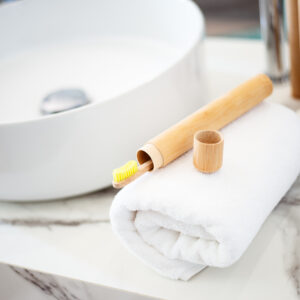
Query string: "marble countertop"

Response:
xmin=1 ymin=38 xmax=300 ymax=300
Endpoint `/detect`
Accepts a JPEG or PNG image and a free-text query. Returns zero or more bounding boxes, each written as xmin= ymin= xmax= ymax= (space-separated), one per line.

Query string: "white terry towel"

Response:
xmin=110 ymin=102 xmax=300 ymax=280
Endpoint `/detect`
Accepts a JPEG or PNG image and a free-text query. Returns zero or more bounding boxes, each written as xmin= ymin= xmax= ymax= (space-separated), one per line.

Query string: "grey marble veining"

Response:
xmin=0 ymin=218 xmax=109 ymax=228
xmin=281 ymin=176 xmax=300 ymax=206
xmin=0 ymin=187 xmax=115 ymax=229
xmin=10 ymin=266 xmax=82 ymax=300
xmin=0 ymin=264 xmax=157 ymax=300
xmin=275 ymin=176 xmax=300 ymax=296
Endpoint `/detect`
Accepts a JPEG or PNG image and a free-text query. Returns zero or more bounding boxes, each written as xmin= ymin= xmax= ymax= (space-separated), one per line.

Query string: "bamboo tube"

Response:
xmin=137 ymin=74 xmax=273 ymax=170
xmin=287 ymin=0 xmax=300 ymax=98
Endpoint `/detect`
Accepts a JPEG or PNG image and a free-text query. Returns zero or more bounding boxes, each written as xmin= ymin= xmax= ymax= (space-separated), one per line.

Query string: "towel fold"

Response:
xmin=110 ymin=102 xmax=300 ymax=280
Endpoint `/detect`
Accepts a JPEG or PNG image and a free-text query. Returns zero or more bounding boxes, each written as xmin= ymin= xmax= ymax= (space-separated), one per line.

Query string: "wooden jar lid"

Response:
xmin=193 ymin=130 xmax=224 ymax=173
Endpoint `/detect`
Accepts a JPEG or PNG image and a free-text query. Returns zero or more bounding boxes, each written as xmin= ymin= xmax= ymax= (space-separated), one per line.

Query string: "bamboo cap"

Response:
xmin=193 ymin=130 xmax=224 ymax=173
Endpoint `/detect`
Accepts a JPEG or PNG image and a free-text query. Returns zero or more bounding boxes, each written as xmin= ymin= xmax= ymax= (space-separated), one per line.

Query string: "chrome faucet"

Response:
xmin=259 ymin=0 xmax=289 ymax=82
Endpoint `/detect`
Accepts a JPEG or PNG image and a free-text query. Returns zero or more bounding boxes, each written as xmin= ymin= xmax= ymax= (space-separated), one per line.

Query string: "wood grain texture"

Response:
xmin=193 ymin=130 xmax=224 ymax=173
xmin=287 ymin=0 xmax=300 ymax=98
xmin=142 ymin=74 xmax=272 ymax=168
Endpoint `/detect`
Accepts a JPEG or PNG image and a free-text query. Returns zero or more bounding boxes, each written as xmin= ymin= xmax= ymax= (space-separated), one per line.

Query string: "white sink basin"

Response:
xmin=0 ymin=0 xmax=205 ymax=201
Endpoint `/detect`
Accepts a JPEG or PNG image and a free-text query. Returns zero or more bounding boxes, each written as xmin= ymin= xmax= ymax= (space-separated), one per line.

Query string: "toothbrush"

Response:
xmin=113 ymin=74 xmax=273 ymax=189
xmin=113 ymin=160 xmax=153 ymax=189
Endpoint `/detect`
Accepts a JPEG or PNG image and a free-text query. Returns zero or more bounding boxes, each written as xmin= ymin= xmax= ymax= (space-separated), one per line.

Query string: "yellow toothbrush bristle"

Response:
xmin=113 ymin=160 xmax=138 ymax=182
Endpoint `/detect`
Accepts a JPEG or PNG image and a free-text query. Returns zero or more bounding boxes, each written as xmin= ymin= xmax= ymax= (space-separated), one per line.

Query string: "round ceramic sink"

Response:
xmin=0 ymin=0 xmax=205 ymax=200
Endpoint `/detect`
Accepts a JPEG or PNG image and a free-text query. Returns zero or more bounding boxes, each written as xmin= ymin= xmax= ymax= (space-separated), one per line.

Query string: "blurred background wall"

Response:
xmin=0 ymin=0 xmax=261 ymax=38
xmin=193 ymin=0 xmax=260 ymax=38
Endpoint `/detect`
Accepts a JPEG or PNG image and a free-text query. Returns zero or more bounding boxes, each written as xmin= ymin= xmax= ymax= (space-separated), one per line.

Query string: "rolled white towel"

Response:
xmin=110 ymin=102 xmax=300 ymax=280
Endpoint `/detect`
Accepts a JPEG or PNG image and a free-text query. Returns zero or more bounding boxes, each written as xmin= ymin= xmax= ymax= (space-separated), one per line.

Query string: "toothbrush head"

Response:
xmin=113 ymin=160 xmax=138 ymax=183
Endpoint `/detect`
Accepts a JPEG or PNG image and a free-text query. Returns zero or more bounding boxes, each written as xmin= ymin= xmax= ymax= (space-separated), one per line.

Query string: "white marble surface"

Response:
xmin=1 ymin=38 xmax=300 ymax=299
